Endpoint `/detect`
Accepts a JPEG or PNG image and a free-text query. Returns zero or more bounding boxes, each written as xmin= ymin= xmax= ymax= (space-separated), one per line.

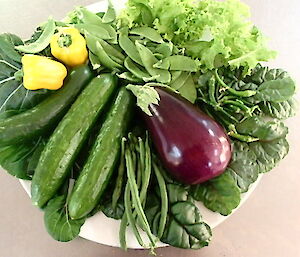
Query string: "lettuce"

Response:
xmin=119 ymin=0 xmax=276 ymax=73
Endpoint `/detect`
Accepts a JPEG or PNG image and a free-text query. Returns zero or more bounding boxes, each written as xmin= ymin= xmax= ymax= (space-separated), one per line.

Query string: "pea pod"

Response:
xmin=124 ymin=57 xmax=158 ymax=82
xmin=75 ymin=24 xmax=112 ymax=40
xmin=136 ymin=41 xmax=171 ymax=83
xmin=130 ymin=26 xmax=163 ymax=43
xmin=15 ymin=18 xmax=56 ymax=54
xmin=170 ymin=71 xmax=190 ymax=90
xmin=154 ymin=55 xmax=198 ymax=72
xmin=68 ymin=87 xmax=134 ymax=219
xmin=0 ymin=65 xmax=92 ymax=146
xmin=97 ymin=38 xmax=125 ymax=63
xmin=95 ymin=41 xmax=123 ymax=70
xmin=119 ymin=28 xmax=143 ymax=66
xmin=117 ymin=72 xmax=143 ymax=83
xmin=31 ymin=74 xmax=117 ymax=208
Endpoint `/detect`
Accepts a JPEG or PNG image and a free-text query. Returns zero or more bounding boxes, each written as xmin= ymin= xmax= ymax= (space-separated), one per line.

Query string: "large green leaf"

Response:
xmin=228 ymin=141 xmax=259 ymax=193
xmin=249 ymin=138 xmax=289 ymax=173
xmin=0 ymin=33 xmax=51 ymax=115
xmin=191 ymin=171 xmax=241 ymax=216
xmin=260 ymin=98 xmax=297 ymax=120
xmin=0 ymin=138 xmax=46 ymax=180
xmin=236 ymin=116 xmax=288 ymax=141
xmin=44 ymin=195 xmax=86 ymax=242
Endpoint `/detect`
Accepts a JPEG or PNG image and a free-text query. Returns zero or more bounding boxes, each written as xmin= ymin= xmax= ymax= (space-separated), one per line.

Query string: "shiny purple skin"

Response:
xmin=143 ymin=88 xmax=232 ymax=185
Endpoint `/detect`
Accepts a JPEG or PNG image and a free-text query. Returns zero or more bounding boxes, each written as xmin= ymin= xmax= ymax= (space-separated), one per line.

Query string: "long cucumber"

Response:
xmin=31 ymin=74 xmax=117 ymax=208
xmin=68 ymin=87 xmax=134 ymax=219
xmin=0 ymin=65 xmax=93 ymax=146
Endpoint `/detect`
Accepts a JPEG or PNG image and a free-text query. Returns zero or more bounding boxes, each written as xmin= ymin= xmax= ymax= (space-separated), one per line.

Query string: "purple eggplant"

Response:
xmin=143 ymin=88 xmax=232 ymax=185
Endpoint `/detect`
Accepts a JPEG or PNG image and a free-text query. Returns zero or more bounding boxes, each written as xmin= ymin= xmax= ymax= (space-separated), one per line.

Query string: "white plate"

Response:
xmin=20 ymin=0 xmax=261 ymax=249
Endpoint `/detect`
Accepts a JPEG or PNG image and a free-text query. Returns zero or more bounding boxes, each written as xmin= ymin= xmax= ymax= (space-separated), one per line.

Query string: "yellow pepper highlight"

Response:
xmin=50 ymin=27 xmax=88 ymax=67
xmin=22 ymin=55 xmax=67 ymax=90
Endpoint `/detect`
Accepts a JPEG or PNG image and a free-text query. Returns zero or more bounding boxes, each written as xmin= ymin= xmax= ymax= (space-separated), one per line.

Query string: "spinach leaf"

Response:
xmin=0 ymin=138 xmax=46 ymax=180
xmin=249 ymin=138 xmax=289 ymax=173
xmin=161 ymin=201 xmax=211 ymax=249
xmin=228 ymin=141 xmax=259 ymax=193
xmin=191 ymin=171 xmax=241 ymax=216
xmin=146 ymin=183 xmax=211 ymax=249
xmin=236 ymin=116 xmax=288 ymax=141
xmin=0 ymin=33 xmax=51 ymax=115
xmin=259 ymin=98 xmax=297 ymax=120
xmin=254 ymin=77 xmax=295 ymax=103
xmin=44 ymin=194 xmax=86 ymax=242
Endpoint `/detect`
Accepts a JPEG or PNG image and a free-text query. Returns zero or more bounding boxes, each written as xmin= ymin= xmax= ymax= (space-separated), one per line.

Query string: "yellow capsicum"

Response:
xmin=22 ymin=55 xmax=67 ymax=90
xmin=50 ymin=27 xmax=88 ymax=67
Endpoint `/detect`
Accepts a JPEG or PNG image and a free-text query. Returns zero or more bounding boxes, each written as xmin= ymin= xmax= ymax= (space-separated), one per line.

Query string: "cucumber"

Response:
xmin=68 ymin=87 xmax=134 ymax=219
xmin=0 ymin=65 xmax=93 ymax=146
xmin=31 ymin=74 xmax=118 ymax=208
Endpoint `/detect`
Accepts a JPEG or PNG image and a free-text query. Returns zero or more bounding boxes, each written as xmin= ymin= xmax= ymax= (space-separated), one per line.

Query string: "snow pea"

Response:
xmin=130 ymin=26 xmax=163 ymax=43
xmin=170 ymin=71 xmax=190 ymax=90
xmin=119 ymin=28 xmax=143 ymax=66
xmin=136 ymin=41 xmax=171 ymax=83
xmin=124 ymin=57 xmax=157 ymax=82
xmin=15 ymin=18 xmax=55 ymax=54
xmin=154 ymin=55 xmax=198 ymax=72
xmin=75 ymin=24 xmax=112 ymax=40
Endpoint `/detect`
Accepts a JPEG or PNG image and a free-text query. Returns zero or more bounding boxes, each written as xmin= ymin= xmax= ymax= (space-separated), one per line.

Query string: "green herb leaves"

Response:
xmin=126 ymin=84 xmax=160 ymax=115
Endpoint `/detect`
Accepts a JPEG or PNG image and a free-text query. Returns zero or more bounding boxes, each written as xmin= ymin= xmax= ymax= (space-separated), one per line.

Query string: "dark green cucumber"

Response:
xmin=31 ymin=74 xmax=118 ymax=208
xmin=0 ymin=65 xmax=93 ymax=146
xmin=68 ymin=87 xmax=134 ymax=219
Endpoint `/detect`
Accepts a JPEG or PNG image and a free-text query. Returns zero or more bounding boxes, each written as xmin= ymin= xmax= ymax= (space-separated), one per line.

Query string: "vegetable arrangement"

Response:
xmin=0 ymin=0 xmax=297 ymax=252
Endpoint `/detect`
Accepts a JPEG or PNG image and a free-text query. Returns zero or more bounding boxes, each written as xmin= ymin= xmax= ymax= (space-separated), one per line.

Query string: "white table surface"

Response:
xmin=0 ymin=0 xmax=300 ymax=257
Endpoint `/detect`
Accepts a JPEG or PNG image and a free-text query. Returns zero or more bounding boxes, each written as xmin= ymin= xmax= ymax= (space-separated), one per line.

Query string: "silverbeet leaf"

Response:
xmin=44 ymin=195 xmax=86 ymax=242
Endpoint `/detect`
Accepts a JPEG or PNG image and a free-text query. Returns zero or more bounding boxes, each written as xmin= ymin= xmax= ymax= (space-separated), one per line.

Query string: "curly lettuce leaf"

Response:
xmin=120 ymin=0 xmax=276 ymax=72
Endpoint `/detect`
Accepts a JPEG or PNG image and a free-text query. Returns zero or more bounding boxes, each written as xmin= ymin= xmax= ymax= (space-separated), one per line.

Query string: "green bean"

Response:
xmin=135 ymin=41 xmax=171 ymax=84
xmin=228 ymin=124 xmax=259 ymax=142
xmin=170 ymin=71 xmax=190 ymax=90
xmin=153 ymin=163 xmax=168 ymax=239
xmin=153 ymin=55 xmax=198 ymax=72
xmin=222 ymin=99 xmax=253 ymax=115
xmin=124 ymin=183 xmax=145 ymax=247
xmin=95 ymin=41 xmax=123 ymax=70
xmin=117 ymin=72 xmax=143 ymax=83
xmin=102 ymin=0 xmax=116 ymax=23
xmin=139 ymin=136 xmax=152 ymax=206
xmin=125 ymin=149 xmax=156 ymax=249
xmin=15 ymin=18 xmax=55 ymax=53
xmin=112 ymin=138 xmax=126 ymax=210
xmin=75 ymin=24 xmax=112 ymax=40
xmin=130 ymin=26 xmax=163 ymax=43
xmin=215 ymin=69 xmax=257 ymax=97
xmin=119 ymin=28 xmax=144 ymax=66
xmin=119 ymin=214 xmax=128 ymax=250
xmin=208 ymin=77 xmax=217 ymax=105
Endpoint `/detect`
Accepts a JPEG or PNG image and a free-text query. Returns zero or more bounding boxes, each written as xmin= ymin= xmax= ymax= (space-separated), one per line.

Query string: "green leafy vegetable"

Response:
xmin=120 ymin=0 xmax=276 ymax=72
xmin=44 ymin=193 xmax=86 ymax=242
xmin=126 ymin=84 xmax=160 ymax=116
xmin=0 ymin=138 xmax=46 ymax=180
xmin=0 ymin=33 xmax=51 ymax=115
xmin=191 ymin=171 xmax=241 ymax=216
xmin=236 ymin=116 xmax=288 ymax=141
